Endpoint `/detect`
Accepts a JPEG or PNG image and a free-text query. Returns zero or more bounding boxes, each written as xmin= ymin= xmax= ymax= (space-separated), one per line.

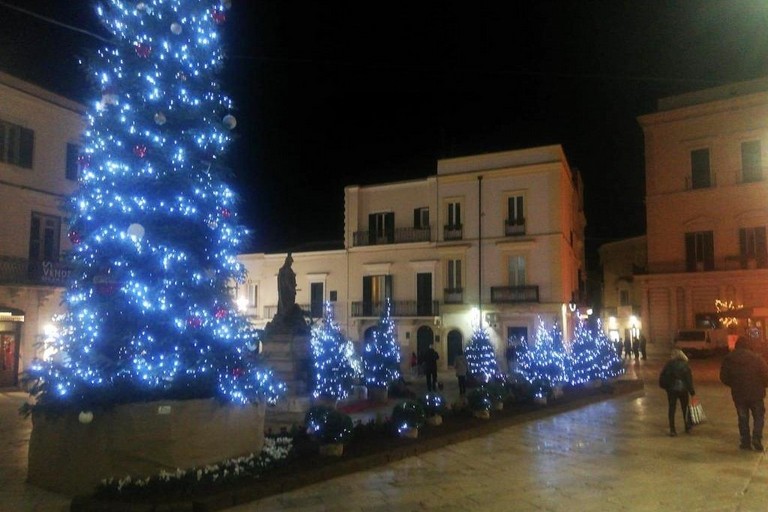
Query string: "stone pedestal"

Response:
xmin=262 ymin=333 xmax=313 ymax=431
xmin=28 ymin=399 xmax=264 ymax=495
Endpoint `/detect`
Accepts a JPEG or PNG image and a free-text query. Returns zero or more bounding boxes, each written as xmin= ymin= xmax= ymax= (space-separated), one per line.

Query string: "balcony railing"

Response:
xmin=504 ymin=218 xmax=526 ymax=236
xmin=351 ymin=300 xmax=439 ymax=317
xmin=490 ymin=285 xmax=539 ymax=303
xmin=352 ymin=227 xmax=431 ymax=247
xmin=443 ymin=224 xmax=463 ymax=241
xmin=443 ymin=288 xmax=463 ymax=304
xmin=0 ymin=256 xmax=70 ymax=287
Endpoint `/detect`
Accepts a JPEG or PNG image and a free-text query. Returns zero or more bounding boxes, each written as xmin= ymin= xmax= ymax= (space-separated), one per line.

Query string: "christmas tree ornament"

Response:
xmin=135 ymin=42 xmax=152 ymax=58
xmin=136 ymin=2 xmax=147 ymax=11
xmin=127 ymin=223 xmax=145 ymax=241
xmin=211 ymin=9 xmax=226 ymax=24
xmin=220 ymin=207 xmax=231 ymax=218
xmin=77 ymin=154 xmax=91 ymax=169
xmin=78 ymin=411 xmax=94 ymax=424
xmin=214 ymin=306 xmax=228 ymax=319
xmin=170 ymin=22 xmax=182 ymax=35
xmin=153 ymin=112 xmax=167 ymax=125
xmin=68 ymin=230 xmax=82 ymax=245
xmin=187 ymin=316 xmax=202 ymax=329
xmin=133 ymin=144 xmax=148 ymax=158
xmin=223 ymin=114 xmax=237 ymax=130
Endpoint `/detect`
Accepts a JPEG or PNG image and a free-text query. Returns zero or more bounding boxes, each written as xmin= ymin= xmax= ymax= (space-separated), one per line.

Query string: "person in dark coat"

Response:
xmin=632 ymin=337 xmax=640 ymax=360
xmin=623 ymin=337 xmax=632 ymax=360
xmin=639 ymin=335 xmax=648 ymax=360
xmin=659 ymin=349 xmax=695 ymax=436
xmin=423 ymin=343 xmax=439 ymax=392
xmin=720 ymin=336 xmax=768 ymax=451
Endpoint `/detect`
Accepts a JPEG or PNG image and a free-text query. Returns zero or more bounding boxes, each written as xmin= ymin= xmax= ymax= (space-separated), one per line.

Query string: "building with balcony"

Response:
xmin=0 ymin=72 xmax=84 ymax=387
xmin=598 ymin=236 xmax=647 ymax=343
xmin=238 ymin=144 xmax=586 ymax=371
xmin=636 ymin=78 xmax=768 ymax=345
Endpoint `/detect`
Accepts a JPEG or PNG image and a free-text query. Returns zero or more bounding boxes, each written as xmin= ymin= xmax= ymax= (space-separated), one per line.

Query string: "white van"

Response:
xmin=674 ymin=329 xmax=728 ymax=357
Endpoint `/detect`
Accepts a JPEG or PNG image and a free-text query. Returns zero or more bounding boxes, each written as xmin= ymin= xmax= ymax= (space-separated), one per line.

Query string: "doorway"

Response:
xmin=447 ymin=329 xmax=463 ymax=366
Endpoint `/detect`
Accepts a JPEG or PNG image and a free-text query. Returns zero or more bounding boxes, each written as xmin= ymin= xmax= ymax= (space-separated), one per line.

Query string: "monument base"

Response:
xmin=28 ymin=398 xmax=264 ymax=495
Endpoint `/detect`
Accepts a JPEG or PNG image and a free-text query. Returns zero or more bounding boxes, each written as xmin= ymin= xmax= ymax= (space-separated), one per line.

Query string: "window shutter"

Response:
xmin=685 ymin=233 xmax=696 ymax=272
xmin=385 ymin=274 xmax=393 ymax=299
xmin=739 ymin=228 xmax=748 ymax=267
xmin=19 ymin=127 xmax=34 ymax=168
xmin=703 ymin=232 xmax=714 ymax=270
xmin=385 ymin=212 xmax=394 ymax=243
xmin=368 ymin=213 xmax=376 ymax=244
xmin=757 ymin=227 xmax=768 ymax=268
xmin=414 ymin=208 xmax=420 ymax=228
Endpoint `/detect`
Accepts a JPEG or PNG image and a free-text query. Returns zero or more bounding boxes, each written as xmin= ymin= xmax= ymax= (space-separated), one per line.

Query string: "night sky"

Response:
xmin=2 ymin=1 xmax=768 ymax=273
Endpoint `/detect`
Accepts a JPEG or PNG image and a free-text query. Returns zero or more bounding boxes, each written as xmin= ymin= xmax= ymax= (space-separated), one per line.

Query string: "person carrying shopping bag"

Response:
xmin=659 ymin=349 xmax=696 ymax=437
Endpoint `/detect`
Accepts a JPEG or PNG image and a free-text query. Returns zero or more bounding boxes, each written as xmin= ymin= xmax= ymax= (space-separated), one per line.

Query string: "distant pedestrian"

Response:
xmin=454 ymin=348 xmax=468 ymax=396
xmin=623 ymin=337 xmax=632 ymax=359
xmin=410 ymin=351 xmax=418 ymax=378
xmin=659 ymin=349 xmax=695 ymax=437
xmin=632 ymin=337 xmax=640 ymax=360
xmin=423 ymin=343 xmax=439 ymax=392
xmin=615 ymin=339 xmax=623 ymax=359
xmin=720 ymin=336 xmax=768 ymax=451
xmin=640 ymin=335 xmax=647 ymax=360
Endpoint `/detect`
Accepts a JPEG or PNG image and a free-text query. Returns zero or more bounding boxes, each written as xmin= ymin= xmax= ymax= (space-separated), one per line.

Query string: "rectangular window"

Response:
xmin=619 ymin=289 xmax=630 ymax=307
xmin=447 ymin=202 xmax=461 ymax=228
xmin=508 ymin=255 xmax=526 ymax=286
xmin=29 ymin=212 xmax=61 ymax=262
xmin=248 ymin=283 xmax=258 ymax=308
xmin=684 ymin=231 xmax=714 ymax=271
xmin=66 ymin=143 xmax=80 ymax=181
xmin=446 ymin=259 xmax=462 ymax=290
xmin=368 ymin=212 xmax=394 ymax=244
xmin=690 ymin=148 xmax=711 ymax=189
xmin=362 ymin=274 xmax=393 ymax=316
xmin=742 ymin=140 xmax=762 ymax=183
xmin=0 ymin=119 xmax=34 ymax=169
xmin=507 ymin=195 xmax=524 ymax=223
xmin=310 ymin=282 xmax=324 ymax=318
xmin=739 ymin=227 xmax=768 ymax=268
xmin=413 ymin=207 xmax=429 ymax=229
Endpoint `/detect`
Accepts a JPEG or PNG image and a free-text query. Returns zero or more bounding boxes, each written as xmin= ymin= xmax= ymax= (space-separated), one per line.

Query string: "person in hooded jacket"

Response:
xmin=659 ymin=349 xmax=695 ymax=436
xmin=720 ymin=337 xmax=768 ymax=451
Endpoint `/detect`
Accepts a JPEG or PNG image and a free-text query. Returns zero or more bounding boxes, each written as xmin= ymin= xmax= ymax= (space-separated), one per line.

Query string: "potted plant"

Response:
xmin=486 ymin=381 xmax=510 ymax=410
xmin=305 ymin=405 xmax=353 ymax=456
xmin=467 ymin=387 xmax=493 ymax=419
xmin=391 ymin=400 xmax=426 ymax=438
xmin=418 ymin=392 xmax=447 ymax=426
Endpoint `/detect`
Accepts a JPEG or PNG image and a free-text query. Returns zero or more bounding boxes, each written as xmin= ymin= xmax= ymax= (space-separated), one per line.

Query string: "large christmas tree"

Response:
xmin=25 ymin=0 xmax=283 ymax=411
xmin=517 ymin=320 xmax=566 ymax=397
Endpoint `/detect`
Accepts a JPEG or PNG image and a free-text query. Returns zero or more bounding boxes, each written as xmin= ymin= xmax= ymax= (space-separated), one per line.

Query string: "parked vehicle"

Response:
xmin=674 ymin=328 xmax=728 ymax=357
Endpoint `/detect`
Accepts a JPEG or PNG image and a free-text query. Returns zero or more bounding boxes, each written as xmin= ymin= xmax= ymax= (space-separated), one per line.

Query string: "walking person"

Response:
xmin=639 ymin=334 xmax=647 ymax=360
xmin=659 ymin=349 xmax=695 ymax=437
xmin=720 ymin=336 xmax=768 ymax=451
xmin=623 ymin=337 xmax=632 ymax=360
xmin=632 ymin=337 xmax=640 ymax=360
xmin=423 ymin=343 xmax=439 ymax=392
xmin=454 ymin=348 xmax=468 ymax=396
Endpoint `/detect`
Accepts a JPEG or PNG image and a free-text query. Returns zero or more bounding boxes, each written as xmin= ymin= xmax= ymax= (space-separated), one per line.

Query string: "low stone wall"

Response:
xmin=28 ymin=398 xmax=264 ymax=495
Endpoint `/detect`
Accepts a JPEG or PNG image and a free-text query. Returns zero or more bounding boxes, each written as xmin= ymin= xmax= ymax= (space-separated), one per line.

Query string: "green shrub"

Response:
xmin=466 ymin=387 xmax=492 ymax=412
xmin=417 ymin=392 xmax=447 ymax=417
xmin=304 ymin=405 xmax=353 ymax=444
xmin=391 ymin=400 xmax=426 ymax=430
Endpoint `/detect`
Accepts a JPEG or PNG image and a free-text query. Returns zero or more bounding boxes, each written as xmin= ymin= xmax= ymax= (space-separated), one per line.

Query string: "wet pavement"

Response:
xmin=3 ymin=346 xmax=768 ymax=511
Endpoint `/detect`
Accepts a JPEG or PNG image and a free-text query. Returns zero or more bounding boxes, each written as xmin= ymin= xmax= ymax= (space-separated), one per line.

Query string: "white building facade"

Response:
xmin=239 ymin=145 xmax=586 ymax=371
xmin=636 ymin=78 xmax=768 ymax=345
xmin=0 ymin=72 xmax=84 ymax=387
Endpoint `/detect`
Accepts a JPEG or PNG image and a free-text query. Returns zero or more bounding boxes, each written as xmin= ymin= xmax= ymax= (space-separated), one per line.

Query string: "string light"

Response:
xmin=310 ymin=302 xmax=360 ymax=401
xmin=25 ymin=0 xmax=284 ymax=411
xmin=362 ymin=299 xmax=402 ymax=390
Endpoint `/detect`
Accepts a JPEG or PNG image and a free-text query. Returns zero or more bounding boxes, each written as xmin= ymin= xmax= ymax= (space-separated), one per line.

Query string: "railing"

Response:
xmin=352 ymin=227 xmax=431 ymax=247
xmin=490 ymin=285 xmax=539 ymax=303
xmin=351 ymin=300 xmax=439 ymax=317
xmin=443 ymin=288 xmax=463 ymax=304
xmin=0 ymin=256 xmax=70 ymax=286
xmin=504 ymin=218 xmax=526 ymax=236
xmin=443 ymin=224 xmax=463 ymax=241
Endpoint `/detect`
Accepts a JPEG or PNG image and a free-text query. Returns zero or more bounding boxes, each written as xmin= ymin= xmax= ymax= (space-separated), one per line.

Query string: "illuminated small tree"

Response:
xmin=363 ymin=299 xmax=401 ymax=390
xmin=517 ymin=320 xmax=567 ymax=398
xmin=310 ymin=303 xmax=360 ymax=401
xmin=465 ymin=327 xmax=502 ymax=384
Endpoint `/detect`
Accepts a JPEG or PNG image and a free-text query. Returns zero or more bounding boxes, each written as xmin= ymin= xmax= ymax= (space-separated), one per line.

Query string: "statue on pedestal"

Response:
xmin=266 ymin=252 xmax=309 ymax=335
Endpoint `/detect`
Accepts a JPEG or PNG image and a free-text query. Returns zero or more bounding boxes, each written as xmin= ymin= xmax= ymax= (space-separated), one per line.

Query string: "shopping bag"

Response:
xmin=687 ymin=397 xmax=706 ymax=425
